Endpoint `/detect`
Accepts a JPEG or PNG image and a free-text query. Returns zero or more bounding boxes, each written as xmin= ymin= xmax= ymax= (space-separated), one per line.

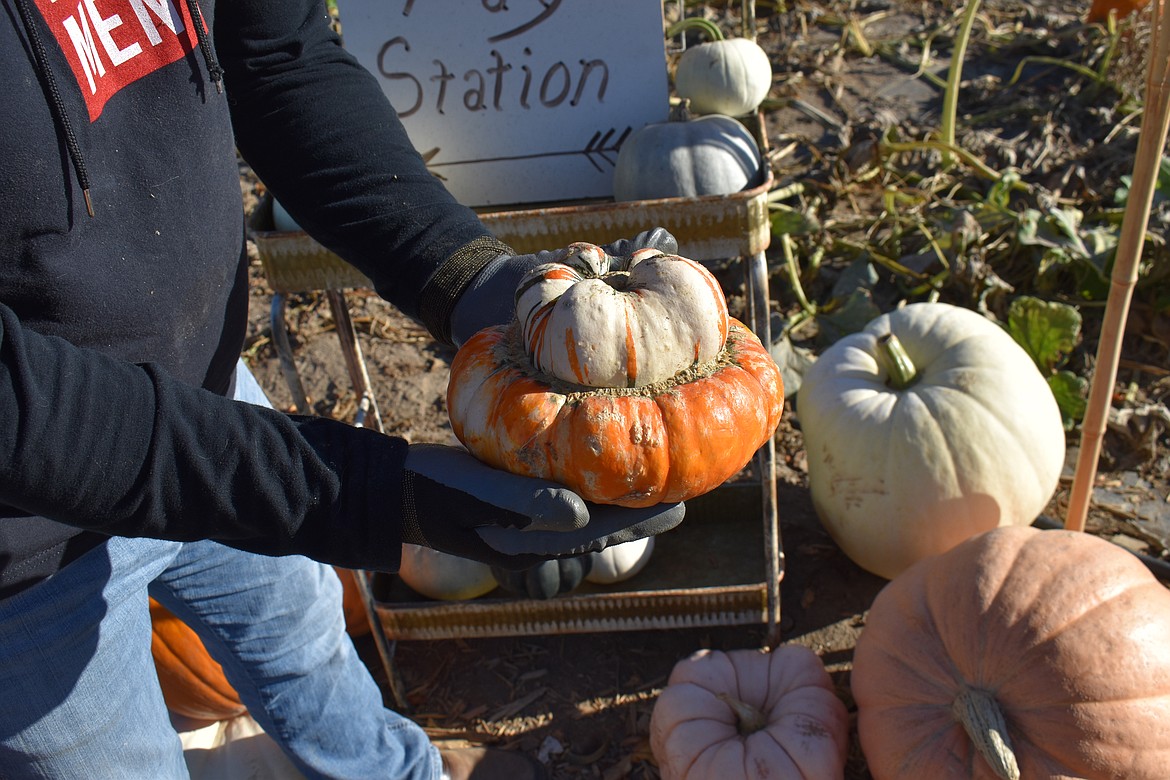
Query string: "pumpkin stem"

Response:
xmin=665 ymin=16 xmax=726 ymax=43
xmin=875 ymin=333 xmax=918 ymax=390
xmin=668 ymin=100 xmax=693 ymax=123
xmin=603 ymin=270 xmax=631 ymax=291
xmin=952 ymin=686 xmax=1021 ymax=780
xmin=716 ymin=692 xmax=768 ymax=735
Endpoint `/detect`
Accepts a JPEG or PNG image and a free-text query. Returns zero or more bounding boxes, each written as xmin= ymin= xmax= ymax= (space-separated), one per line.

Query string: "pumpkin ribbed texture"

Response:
xmin=586 ymin=536 xmax=655 ymax=584
xmin=612 ymin=112 xmax=763 ymax=201
xmin=797 ymin=302 xmax=1066 ymax=580
xmin=398 ymin=544 xmax=498 ymax=600
xmin=649 ymin=645 xmax=850 ymax=779
xmin=852 ymin=526 xmax=1170 ymax=779
xmin=516 ymin=244 xmax=729 ymax=388
xmin=674 ymin=38 xmax=773 ymax=117
xmin=448 ymin=316 xmax=781 ymax=507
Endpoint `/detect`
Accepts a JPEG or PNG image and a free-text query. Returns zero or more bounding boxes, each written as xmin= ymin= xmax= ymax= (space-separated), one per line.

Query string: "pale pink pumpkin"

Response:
xmin=650 ymin=645 xmax=850 ymax=779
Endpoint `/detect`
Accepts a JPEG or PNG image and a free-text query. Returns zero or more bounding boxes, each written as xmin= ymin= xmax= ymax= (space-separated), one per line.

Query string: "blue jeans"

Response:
xmin=0 ymin=361 xmax=440 ymax=780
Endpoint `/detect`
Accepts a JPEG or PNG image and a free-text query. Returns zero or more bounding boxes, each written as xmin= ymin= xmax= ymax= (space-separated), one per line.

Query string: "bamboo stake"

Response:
xmin=1066 ymin=3 xmax=1170 ymax=531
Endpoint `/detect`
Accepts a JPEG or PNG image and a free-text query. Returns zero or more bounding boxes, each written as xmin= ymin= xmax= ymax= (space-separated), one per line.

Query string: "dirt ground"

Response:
xmin=237 ymin=1 xmax=1170 ymax=777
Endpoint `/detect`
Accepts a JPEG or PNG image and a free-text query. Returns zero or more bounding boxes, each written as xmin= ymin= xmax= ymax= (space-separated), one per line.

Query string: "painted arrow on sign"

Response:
xmin=425 ymin=127 xmax=634 ymax=174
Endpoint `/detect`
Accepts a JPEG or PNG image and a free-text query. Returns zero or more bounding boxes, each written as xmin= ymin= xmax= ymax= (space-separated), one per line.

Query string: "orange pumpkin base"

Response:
xmin=335 ymin=567 xmax=372 ymax=637
xmin=1087 ymin=0 xmax=1149 ymax=23
xmin=447 ymin=318 xmax=784 ymax=507
xmin=149 ymin=598 xmax=246 ymax=723
xmin=149 ymin=567 xmax=370 ymax=722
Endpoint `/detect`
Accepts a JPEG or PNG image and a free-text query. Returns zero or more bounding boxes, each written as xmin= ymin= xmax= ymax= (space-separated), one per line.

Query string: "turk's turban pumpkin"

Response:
xmin=447 ymin=243 xmax=783 ymax=507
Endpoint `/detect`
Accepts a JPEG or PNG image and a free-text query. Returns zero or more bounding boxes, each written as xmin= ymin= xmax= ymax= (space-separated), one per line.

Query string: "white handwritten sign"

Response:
xmin=338 ymin=0 xmax=670 ymax=207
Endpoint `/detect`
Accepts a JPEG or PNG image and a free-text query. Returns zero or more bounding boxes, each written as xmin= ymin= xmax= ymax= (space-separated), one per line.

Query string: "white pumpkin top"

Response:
xmin=515 ymin=243 xmax=730 ymax=388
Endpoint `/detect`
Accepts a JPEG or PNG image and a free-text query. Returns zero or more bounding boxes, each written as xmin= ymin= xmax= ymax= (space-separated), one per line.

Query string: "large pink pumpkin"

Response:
xmin=852 ymin=526 xmax=1170 ymax=779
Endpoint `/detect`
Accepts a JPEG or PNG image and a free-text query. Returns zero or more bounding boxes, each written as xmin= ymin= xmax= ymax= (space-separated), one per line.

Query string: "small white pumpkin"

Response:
xmin=673 ymin=18 xmax=772 ymax=117
xmin=612 ymin=107 xmax=763 ymax=202
xmin=586 ymin=536 xmax=655 ymax=584
xmin=398 ymin=544 xmax=498 ymax=601
xmin=796 ymin=302 xmax=1066 ymax=580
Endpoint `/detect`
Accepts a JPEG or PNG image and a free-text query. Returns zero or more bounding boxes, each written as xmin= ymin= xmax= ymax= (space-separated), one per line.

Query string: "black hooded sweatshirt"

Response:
xmin=0 ymin=0 xmax=511 ymax=597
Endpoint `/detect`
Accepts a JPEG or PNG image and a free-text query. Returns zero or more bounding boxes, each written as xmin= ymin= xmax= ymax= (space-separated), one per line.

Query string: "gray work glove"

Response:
xmin=399 ymin=444 xmax=685 ymax=570
xmin=449 ymin=228 xmax=678 ymax=346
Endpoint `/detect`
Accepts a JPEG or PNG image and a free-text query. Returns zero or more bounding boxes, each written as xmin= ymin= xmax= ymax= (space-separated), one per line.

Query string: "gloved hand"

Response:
xmin=399 ymin=444 xmax=685 ymax=570
xmin=449 ymin=227 xmax=678 ymax=346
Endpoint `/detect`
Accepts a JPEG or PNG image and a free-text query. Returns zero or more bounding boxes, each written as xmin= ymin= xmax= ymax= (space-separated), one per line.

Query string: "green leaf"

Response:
xmin=769 ymin=205 xmax=819 ymax=237
xmin=1016 ymin=207 xmax=1090 ymax=259
xmin=1048 ymin=370 xmax=1088 ymax=431
xmin=1115 ymin=155 xmax=1170 ymax=206
xmin=766 ymin=321 xmax=817 ymax=399
xmin=1079 ymin=226 xmax=1117 ymax=279
xmin=816 ymin=289 xmax=882 ymax=346
xmin=1016 ymin=208 xmax=1043 ymax=246
xmin=1007 ymin=296 xmax=1082 ymax=373
xmin=1047 ymin=207 xmax=1090 ymax=258
xmin=985 ymin=170 xmax=1022 ymax=211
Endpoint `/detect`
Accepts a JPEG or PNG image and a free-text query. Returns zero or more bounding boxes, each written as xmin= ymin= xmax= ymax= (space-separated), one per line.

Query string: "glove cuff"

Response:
xmin=419 ymin=235 xmax=514 ymax=346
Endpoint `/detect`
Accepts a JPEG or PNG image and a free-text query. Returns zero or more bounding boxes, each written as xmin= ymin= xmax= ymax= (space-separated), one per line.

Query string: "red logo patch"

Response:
xmin=33 ymin=0 xmax=203 ymax=121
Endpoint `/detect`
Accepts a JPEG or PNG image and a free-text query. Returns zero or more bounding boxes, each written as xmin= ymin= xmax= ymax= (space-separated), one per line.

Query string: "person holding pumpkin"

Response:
xmin=0 ymin=0 xmax=684 ymax=777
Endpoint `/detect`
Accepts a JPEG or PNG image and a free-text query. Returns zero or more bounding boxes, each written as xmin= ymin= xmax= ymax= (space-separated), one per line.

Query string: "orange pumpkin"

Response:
xmin=852 ymin=526 xmax=1170 ymax=779
xmin=150 ymin=567 xmax=370 ymax=721
xmin=447 ymin=244 xmax=783 ymax=507
xmin=335 ymin=567 xmax=372 ymax=637
xmin=149 ymin=597 xmax=246 ymax=722
xmin=1087 ymin=0 xmax=1149 ymax=23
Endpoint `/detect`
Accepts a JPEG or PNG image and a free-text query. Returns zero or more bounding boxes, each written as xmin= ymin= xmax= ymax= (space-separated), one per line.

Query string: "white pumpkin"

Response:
xmin=675 ymin=38 xmax=773 ymax=117
xmin=271 ymin=197 xmax=302 ymax=232
xmin=586 ymin=536 xmax=655 ymax=584
xmin=515 ymin=243 xmax=729 ymax=388
xmin=612 ymin=110 xmax=763 ymax=202
xmin=398 ymin=544 xmax=498 ymax=601
xmin=796 ymin=302 xmax=1066 ymax=580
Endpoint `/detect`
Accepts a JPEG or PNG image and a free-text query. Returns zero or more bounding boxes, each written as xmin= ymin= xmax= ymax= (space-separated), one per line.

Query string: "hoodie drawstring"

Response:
xmin=12 ymin=0 xmax=94 ymax=217
xmin=12 ymin=0 xmax=224 ymax=218
xmin=184 ymin=0 xmax=225 ymax=94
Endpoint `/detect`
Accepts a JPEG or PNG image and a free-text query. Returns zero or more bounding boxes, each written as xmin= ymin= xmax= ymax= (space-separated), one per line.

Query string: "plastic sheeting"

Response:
xmin=175 ymin=713 xmax=306 ymax=780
